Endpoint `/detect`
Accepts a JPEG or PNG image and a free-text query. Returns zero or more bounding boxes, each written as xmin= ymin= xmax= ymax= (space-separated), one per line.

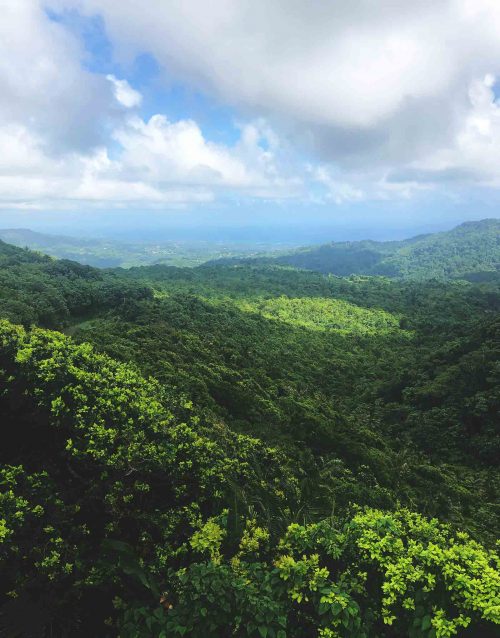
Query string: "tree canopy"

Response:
xmin=0 ymin=237 xmax=498 ymax=636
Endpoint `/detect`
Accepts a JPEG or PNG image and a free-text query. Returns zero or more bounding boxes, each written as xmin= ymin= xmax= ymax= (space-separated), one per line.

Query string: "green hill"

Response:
xmin=229 ymin=219 xmax=500 ymax=280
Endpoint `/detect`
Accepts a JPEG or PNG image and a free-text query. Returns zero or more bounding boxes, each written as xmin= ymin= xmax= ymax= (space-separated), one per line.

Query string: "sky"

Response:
xmin=2 ymin=0 xmax=500 ymax=240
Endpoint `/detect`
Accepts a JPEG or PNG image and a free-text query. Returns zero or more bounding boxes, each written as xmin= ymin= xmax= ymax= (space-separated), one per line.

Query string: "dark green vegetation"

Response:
xmin=222 ymin=219 xmax=500 ymax=280
xmin=0 ymin=237 xmax=499 ymax=636
xmin=0 ymin=228 xmax=281 ymax=268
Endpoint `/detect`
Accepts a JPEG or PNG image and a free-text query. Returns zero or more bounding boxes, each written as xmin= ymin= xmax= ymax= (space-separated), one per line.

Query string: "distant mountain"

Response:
xmin=230 ymin=219 xmax=500 ymax=280
xmin=0 ymin=228 xmax=91 ymax=247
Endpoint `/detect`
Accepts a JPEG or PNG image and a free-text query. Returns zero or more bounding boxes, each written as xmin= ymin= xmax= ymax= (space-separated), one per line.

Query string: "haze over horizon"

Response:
xmin=0 ymin=212 xmax=497 ymax=246
xmin=2 ymin=1 xmax=500 ymax=238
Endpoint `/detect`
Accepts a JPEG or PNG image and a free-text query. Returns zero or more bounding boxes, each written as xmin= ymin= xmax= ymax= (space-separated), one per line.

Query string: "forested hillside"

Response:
xmin=0 ymin=239 xmax=499 ymax=636
xmin=223 ymin=219 xmax=500 ymax=280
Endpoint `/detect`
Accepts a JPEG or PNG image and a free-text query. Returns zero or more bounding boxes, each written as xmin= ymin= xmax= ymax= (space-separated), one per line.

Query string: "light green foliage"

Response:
xmin=238 ymin=519 xmax=270 ymax=556
xmin=125 ymin=508 xmax=499 ymax=638
xmin=349 ymin=509 xmax=500 ymax=636
xmin=236 ymin=295 xmax=404 ymax=335
xmin=190 ymin=517 xmax=227 ymax=562
xmin=0 ymin=319 xmax=297 ymax=633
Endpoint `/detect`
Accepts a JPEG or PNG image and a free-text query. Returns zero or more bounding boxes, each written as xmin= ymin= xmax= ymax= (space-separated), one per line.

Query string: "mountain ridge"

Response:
xmin=212 ymin=218 xmax=500 ymax=280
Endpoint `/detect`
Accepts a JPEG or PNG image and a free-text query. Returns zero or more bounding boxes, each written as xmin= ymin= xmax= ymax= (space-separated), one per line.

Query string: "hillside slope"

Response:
xmin=0 ymin=239 xmax=498 ymax=532
xmin=225 ymin=219 xmax=500 ymax=279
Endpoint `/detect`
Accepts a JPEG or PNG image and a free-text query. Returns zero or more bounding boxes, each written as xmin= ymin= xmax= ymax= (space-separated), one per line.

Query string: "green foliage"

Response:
xmin=0 ymin=320 xmax=297 ymax=633
xmin=115 ymin=509 xmax=499 ymax=638
xmin=236 ymin=295 xmax=403 ymax=335
xmin=69 ymin=262 xmax=499 ymax=538
xmin=0 ymin=239 xmax=152 ymax=328
xmin=0 ymin=237 xmax=499 ymax=635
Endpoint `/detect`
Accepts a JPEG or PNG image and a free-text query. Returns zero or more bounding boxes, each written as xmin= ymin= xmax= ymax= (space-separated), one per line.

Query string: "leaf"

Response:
xmin=421 ymin=615 xmax=432 ymax=631
xmin=258 ymin=626 xmax=268 ymax=638
xmin=331 ymin=602 xmax=342 ymax=616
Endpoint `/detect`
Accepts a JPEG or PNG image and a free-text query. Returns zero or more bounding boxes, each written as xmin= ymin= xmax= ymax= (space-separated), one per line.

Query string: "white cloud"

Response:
xmin=0 ymin=0 xmax=117 ymax=153
xmin=0 ymin=128 xmax=215 ymax=209
xmin=107 ymin=75 xmax=142 ymax=108
xmin=55 ymin=0 xmax=500 ymax=165
xmin=0 ymin=1 xmax=300 ymax=210
xmin=310 ymin=166 xmax=365 ymax=205
xmin=0 ymin=114 xmax=297 ymax=208
xmin=4 ymin=0 xmax=500 ymax=212
xmin=388 ymin=75 xmax=500 ymax=188
xmin=115 ymin=115 xmax=253 ymax=186
xmin=111 ymin=114 xmax=301 ymax=194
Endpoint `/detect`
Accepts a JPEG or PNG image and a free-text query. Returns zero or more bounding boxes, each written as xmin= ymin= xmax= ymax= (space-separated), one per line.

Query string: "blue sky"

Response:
xmin=1 ymin=1 xmax=500 ymax=241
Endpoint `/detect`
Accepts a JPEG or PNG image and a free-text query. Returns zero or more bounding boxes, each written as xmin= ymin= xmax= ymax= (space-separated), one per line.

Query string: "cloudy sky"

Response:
xmin=2 ymin=0 xmax=500 ymax=237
